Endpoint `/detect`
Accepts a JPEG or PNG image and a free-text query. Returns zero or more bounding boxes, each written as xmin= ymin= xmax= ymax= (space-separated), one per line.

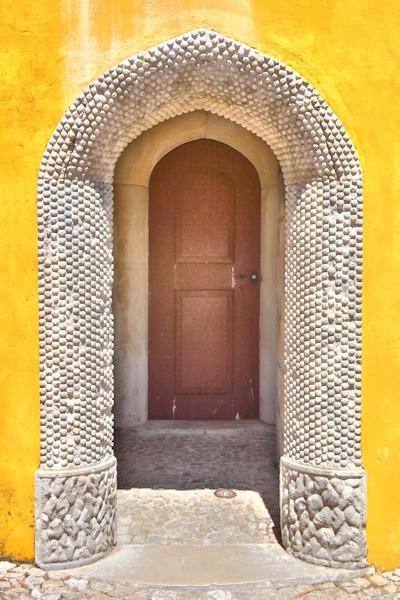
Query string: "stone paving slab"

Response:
xmin=132 ymin=421 xmax=271 ymax=432
xmin=52 ymin=543 xmax=372 ymax=587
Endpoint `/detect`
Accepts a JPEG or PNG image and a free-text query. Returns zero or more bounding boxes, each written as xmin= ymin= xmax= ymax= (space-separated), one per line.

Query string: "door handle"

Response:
xmin=250 ymin=270 xmax=259 ymax=285
xmin=234 ymin=271 xmax=259 ymax=285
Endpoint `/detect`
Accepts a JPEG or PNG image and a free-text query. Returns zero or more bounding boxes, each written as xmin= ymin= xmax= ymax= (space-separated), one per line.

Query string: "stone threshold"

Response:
xmin=117 ymin=419 xmax=275 ymax=435
xmin=55 ymin=543 xmax=372 ymax=587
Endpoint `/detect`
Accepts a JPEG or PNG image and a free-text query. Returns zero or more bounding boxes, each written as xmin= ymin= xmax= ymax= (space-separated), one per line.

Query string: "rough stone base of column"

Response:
xmin=280 ymin=456 xmax=367 ymax=569
xmin=35 ymin=456 xmax=117 ymax=569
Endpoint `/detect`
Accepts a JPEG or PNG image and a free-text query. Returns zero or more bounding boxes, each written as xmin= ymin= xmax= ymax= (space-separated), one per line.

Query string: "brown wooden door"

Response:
xmin=148 ymin=139 xmax=261 ymax=420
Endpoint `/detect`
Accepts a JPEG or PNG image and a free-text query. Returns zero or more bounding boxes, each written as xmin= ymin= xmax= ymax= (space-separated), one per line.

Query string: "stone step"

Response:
xmin=121 ymin=419 xmax=274 ymax=435
xmin=58 ymin=543 xmax=370 ymax=587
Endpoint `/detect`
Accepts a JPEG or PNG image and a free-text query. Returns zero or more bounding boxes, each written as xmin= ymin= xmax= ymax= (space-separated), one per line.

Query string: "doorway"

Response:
xmin=148 ymin=139 xmax=261 ymax=420
xmin=113 ymin=111 xmax=283 ymax=432
xmin=113 ymin=117 xmax=283 ymax=562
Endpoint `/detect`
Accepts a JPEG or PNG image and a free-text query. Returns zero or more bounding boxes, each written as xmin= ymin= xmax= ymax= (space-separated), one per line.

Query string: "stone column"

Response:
xmin=280 ymin=178 xmax=366 ymax=568
xmin=35 ymin=179 xmax=117 ymax=568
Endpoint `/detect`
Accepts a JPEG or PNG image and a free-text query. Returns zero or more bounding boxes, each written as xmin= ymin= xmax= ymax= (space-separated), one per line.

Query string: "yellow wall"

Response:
xmin=1 ymin=0 xmax=399 ymax=568
xmin=0 ymin=2 xmax=64 ymax=560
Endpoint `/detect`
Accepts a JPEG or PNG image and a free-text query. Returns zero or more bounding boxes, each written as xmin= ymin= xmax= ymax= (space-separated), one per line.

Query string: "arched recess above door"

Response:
xmin=36 ymin=30 xmax=365 ymax=570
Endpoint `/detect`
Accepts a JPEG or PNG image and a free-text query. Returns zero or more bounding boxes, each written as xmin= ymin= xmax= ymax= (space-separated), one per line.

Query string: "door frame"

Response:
xmin=113 ymin=112 xmax=284 ymax=432
xmin=36 ymin=30 xmax=365 ymax=570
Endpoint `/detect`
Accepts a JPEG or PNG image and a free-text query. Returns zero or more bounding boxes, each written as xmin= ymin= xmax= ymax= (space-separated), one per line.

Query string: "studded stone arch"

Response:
xmin=36 ymin=30 xmax=365 ymax=569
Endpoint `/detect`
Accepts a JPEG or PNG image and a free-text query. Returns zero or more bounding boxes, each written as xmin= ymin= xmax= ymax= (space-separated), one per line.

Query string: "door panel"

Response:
xmin=148 ymin=139 xmax=261 ymax=420
xmin=174 ymin=264 xmax=233 ymax=289
xmin=176 ymin=290 xmax=234 ymax=394
xmin=175 ymin=169 xmax=235 ymax=263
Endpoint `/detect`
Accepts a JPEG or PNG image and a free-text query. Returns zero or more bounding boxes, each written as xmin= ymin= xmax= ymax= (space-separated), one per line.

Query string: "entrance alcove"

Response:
xmin=36 ymin=30 xmax=366 ymax=571
xmin=112 ymin=112 xmax=285 ymax=548
xmin=112 ymin=111 xmax=284 ymax=435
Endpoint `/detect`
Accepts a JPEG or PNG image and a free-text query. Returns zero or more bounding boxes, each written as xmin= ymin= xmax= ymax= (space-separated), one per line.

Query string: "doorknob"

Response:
xmin=234 ymin=271 xmax=259 ymax=285
xmin=250 ymin=270 xmax=259 ymax=285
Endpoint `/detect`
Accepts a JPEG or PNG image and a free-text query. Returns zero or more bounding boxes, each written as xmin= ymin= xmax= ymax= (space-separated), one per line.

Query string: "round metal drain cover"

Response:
xmin=214 ymin=488 xmax=237 ymax=499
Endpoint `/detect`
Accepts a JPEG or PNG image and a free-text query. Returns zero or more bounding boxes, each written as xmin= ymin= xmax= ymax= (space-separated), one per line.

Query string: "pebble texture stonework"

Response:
xmin=36 ymin=30 xmax=364 ymax=568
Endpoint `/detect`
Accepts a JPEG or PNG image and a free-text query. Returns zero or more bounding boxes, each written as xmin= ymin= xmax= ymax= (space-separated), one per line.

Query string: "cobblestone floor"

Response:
xmin=115 ymin=422 xmax=280 ymax=545
xmin=1 ymin=422 xmax=400 ymax=598
xmin=117 ymin=489 xmax=276 ymax=545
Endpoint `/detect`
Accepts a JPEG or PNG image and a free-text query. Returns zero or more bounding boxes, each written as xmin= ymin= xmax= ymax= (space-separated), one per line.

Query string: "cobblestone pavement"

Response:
xmin=1 ymin=562 xmax=400 ymax=599
xmin=1 ymin=422 xmax=400 ymax=598
xmin=117 ymin=489 xmax=276 ymax=545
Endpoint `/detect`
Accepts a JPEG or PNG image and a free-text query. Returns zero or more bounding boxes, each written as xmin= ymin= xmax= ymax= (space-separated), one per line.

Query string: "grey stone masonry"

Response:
xmin=35 ymin=457 xmax=117 ymax=569
xmin=281 ymin=457 xmax=366 ymax=568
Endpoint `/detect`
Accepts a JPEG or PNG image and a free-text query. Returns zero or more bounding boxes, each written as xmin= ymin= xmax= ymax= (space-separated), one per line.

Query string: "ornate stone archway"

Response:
xmin=36 ymin=30 xmax=365 ymax=569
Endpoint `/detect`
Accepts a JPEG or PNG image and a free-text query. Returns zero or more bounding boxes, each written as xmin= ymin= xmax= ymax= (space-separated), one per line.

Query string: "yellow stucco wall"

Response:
xmin=0 ymin=0 xmax=399 ymax=568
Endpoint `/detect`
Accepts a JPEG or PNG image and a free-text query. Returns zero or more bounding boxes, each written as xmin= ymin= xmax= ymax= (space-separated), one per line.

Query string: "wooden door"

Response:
xmin=148 ymin=139 xmax=261 ymax=420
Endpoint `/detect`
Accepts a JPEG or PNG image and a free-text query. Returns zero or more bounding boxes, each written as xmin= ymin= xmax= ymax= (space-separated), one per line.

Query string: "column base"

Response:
xmin=35 ymin=456 xmax=117 ymax=569
xmin=280 ymin=456 xmax=367 ymax=569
